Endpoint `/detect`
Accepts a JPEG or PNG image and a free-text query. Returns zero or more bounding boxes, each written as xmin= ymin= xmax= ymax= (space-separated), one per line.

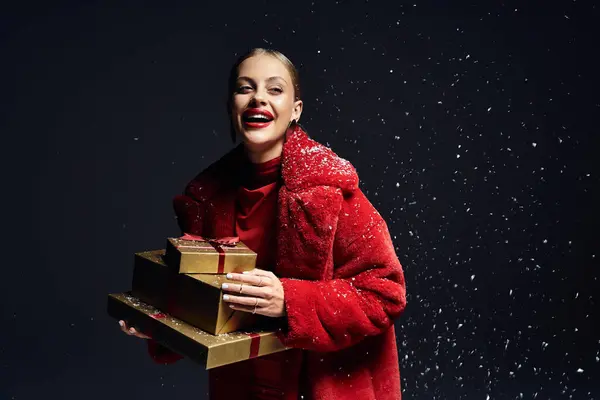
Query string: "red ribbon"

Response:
xmin=179 ymin=233 xmax=240 ymax=247
xmin=248 ymin=333 xmax=261 ymax=358
xmin=178 ymin=233 xmax=240 ymax=274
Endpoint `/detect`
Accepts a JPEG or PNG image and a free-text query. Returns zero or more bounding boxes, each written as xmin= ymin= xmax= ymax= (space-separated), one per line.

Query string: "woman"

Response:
xmin=119 ymin=48 xmax=407 ymax=399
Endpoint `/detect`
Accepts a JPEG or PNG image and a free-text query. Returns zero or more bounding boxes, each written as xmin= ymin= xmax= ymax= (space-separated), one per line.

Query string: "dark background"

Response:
xmin=1 ymin=1 xmax=598 ymax=399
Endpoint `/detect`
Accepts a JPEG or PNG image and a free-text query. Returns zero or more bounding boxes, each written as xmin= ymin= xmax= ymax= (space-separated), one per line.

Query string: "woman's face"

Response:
xmin=231 ymin=54 xmax=303 ymax=152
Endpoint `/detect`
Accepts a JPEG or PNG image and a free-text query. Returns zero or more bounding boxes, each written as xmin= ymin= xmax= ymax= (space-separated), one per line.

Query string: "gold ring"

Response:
xmin=254 ymin=298 xmax=259 ymax=306
xmin=253 ymin=305 xmax=257 ymax=314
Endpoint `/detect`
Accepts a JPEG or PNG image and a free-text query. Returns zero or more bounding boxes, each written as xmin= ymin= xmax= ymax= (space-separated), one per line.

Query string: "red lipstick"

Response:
xmin=242 ymin=108 xmax=274 ymax=129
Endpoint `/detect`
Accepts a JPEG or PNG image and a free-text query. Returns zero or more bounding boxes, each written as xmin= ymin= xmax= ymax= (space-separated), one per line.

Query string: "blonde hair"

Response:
xmin=227 ymin=48 xmax=301 ymax=102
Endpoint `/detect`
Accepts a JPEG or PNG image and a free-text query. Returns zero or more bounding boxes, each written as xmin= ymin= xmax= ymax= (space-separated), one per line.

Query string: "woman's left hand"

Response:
xmin=221 ymin=269 xmax=286 ymax=318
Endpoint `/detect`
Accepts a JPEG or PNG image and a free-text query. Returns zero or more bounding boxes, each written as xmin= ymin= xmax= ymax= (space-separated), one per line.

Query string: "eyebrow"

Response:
xmin=237 ymin=76 xmax=288 ymax=84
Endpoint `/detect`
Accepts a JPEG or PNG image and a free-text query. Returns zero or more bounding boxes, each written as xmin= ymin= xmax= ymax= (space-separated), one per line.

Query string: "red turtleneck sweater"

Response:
xmin=235 ymin=155 xmax=282 ymax=271
xmin=209 ymin=155 xmax=304 ymax=400
xmin=149 ymin=155 xmax=304 ymax=399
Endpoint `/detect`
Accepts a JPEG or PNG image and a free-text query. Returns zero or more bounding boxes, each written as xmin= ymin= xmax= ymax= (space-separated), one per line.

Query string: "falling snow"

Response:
xmin=3 ymin=1 xmax=598 ymax=399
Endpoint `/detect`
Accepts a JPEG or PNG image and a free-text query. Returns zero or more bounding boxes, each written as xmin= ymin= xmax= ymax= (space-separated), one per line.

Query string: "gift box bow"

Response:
xmin=179 ymin=233 xmax=240 ymax=247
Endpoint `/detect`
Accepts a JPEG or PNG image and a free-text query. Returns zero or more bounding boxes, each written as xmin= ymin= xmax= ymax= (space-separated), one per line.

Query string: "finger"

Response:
xmin=228 ymin=303 xmax=263 ymax=315
xmin=242 ymin=268 xmax=275 ymax=278
xmin=221 ymin=283 xmax=271 ymax=298
xmin=222 ymin=294 xmax=266 ymax=307
xmin=243 ymin=270 xmax=274 ymax=286
xmin=129 ymin=326 xmax=150 ymax=339
xmin=134 ymin=330 xmax=152 ymax=339
xmin=229 ymin=303 xmax=279 ymax=318
xmin=227 ymin=272 xmax=272 ymax=287
xmin=130 ymin=327 xmax=145 ymax=337
xmin=119 ymin=320 xmax=132 ymax=335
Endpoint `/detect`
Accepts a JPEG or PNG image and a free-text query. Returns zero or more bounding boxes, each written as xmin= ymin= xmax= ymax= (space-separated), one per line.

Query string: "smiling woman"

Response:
xmin=120 ymin=48 xmax=407 ymax=400
xmin=227 ymin=48 xmax=303 ymax=163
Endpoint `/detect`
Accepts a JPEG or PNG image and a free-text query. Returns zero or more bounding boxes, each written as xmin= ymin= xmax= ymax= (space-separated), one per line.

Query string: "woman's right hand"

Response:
xmin=118 ymin=320 xmax=152 ymax=339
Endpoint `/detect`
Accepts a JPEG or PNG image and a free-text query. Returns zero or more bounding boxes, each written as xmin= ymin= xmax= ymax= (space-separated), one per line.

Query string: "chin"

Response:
xmin=240 ymin=128 xmax=283 ymax=146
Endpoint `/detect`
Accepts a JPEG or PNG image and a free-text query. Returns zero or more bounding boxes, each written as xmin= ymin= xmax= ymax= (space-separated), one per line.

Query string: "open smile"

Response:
xmin=242 ymin=108 xmax=274 ymax=129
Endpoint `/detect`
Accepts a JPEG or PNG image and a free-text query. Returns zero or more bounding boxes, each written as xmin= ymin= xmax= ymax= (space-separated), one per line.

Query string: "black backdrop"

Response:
xmin=1 ymin=1 xmax=598 ymax=399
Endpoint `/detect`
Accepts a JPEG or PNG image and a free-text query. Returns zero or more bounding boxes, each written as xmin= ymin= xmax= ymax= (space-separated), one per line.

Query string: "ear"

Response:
xmin=291 ymin=100 xmax=303 ymax=123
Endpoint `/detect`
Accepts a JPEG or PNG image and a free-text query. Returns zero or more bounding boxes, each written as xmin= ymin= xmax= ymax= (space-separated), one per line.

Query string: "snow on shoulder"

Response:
xmin=281 ymin=125 xmax=359 ymax=194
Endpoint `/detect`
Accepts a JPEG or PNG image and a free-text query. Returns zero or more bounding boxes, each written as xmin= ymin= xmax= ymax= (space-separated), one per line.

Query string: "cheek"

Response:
xmin=232 ymin=96 xmax=248 ymax=115
xmin=272 ymin=98 xmax=294 ymax=118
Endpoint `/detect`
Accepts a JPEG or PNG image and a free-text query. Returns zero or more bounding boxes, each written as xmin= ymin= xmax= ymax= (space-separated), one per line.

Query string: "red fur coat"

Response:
xmin=170 ymin=125 xmax=407 ymax=399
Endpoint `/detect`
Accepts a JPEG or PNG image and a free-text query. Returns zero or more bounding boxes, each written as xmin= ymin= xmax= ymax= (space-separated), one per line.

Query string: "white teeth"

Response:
xmin=246 ymin=114 xmax=271 ymax=120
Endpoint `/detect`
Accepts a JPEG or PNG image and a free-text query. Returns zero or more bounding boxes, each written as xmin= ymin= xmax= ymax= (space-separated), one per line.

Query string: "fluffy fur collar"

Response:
xmin=184 ymin=124 xmax=359 ymax=202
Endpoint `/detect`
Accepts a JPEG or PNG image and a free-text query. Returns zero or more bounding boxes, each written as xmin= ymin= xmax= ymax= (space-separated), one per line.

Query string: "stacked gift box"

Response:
xmin=107 ymin=235 xmax=289 ymax=369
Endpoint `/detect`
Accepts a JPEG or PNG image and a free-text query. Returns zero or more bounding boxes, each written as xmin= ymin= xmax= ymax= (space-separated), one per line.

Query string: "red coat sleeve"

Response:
xmin=141 ymin=194 xmax=205 ymax=365
xmin=278 ymin=190 xmax=407 ymax=352
xmin=173 ymin=194 xmax=205 ymax=235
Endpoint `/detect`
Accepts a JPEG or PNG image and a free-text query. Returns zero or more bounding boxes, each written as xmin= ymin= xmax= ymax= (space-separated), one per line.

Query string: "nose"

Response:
xmin=250 ymin=87 xmax=268 ymax=106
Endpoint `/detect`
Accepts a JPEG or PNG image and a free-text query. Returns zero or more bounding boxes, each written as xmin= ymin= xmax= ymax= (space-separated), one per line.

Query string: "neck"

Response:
xmin=243 ymin=139 xmax=284 ymax=164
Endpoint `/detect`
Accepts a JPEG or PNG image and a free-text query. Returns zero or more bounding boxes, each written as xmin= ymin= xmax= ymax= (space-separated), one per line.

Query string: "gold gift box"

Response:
xmin=164 ymin=237 xmax=257 ymax=274
xmin=131 ymin=250 xmax=257 ymax=335
xmin=107 ymin=292 xmax=289 ymax=369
